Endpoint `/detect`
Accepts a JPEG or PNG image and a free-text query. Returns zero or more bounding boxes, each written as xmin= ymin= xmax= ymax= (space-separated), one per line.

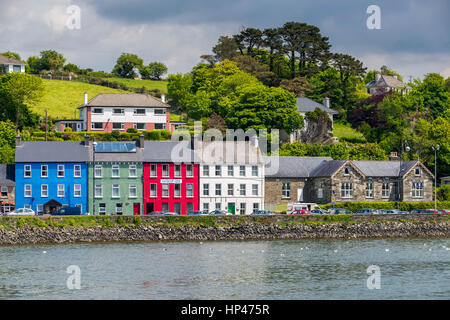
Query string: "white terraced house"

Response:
xmin=196 ymin=140 xmax=265 ymax=215
xmin=0 ymin=54 xmax=26 ymax=74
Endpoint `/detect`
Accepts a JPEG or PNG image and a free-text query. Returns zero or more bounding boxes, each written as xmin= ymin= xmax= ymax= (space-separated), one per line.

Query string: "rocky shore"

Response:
xmin=0 ymin=220 xmax=449 ymax=245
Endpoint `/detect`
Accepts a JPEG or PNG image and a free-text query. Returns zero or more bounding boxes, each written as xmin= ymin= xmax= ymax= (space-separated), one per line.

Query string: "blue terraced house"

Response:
xmin=14 ymin=136 xmax=90 ymax=215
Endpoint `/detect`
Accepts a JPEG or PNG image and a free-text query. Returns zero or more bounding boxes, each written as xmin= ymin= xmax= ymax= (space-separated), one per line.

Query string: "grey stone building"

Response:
xmin=264 ymin=157 xmax=434 ymax=207
xmin=0 ymin=164 xmax=15 ymax=214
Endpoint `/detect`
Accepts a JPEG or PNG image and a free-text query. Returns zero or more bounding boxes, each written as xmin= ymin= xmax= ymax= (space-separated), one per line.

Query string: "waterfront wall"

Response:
xmin=0 ymin=214 xmax=448 ymax=245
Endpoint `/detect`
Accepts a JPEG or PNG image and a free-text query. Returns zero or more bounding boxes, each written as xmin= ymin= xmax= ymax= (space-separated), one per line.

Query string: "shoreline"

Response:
xmin=0 ymin=214 xmax=448 ymax=245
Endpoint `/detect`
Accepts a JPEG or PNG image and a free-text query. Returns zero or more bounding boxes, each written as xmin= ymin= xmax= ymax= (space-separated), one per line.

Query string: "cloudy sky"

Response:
xmin=1 ymin=0 xmax=449 ymax=79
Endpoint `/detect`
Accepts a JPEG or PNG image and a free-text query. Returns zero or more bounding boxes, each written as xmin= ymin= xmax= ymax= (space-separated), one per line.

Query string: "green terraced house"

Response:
xmin=88 ymin=138 xmax=144 ymax=215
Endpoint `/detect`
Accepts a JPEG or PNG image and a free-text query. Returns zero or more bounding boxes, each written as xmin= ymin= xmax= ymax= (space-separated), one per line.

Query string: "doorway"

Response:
xmin=133 ymin=203 xmax=140 ymax=215
xmin=146 ymin=202 xmax=154 ymax=215
xmin=227 ymin=202 xmax=235 ymax=215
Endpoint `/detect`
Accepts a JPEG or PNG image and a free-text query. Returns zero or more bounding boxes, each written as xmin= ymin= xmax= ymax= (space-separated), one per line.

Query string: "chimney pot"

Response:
xmin=161 ymin=94 xmax=166 ymax=103
xmin=84 ymin=135 xmax=89 ymax=146
xmin=375 ymin=72 xmax=381 ymax=81
xmin=323 ymin=97 xmax=330 ymax=109
xmin=16 ymin=133 xmax=21 ymax=146
xmin=84 ymin=92 xmax=88 ymax=105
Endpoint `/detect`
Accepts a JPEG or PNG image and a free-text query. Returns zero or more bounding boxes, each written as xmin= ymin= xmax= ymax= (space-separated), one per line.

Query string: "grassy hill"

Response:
xmin=99 ymin=77 xmax=168 ymax=93
xmin=333 ymin=122 xmax=366 ymax=143
xmin=31 ymin=79 xmax=127 ymax=119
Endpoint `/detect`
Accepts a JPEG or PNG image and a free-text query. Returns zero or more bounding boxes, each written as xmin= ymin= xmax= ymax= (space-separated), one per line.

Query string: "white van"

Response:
xmin=286 ymin=203 xmax=321 ymax=214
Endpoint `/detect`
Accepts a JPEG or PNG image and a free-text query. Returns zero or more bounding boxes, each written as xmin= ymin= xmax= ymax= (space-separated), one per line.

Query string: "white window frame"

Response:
xmin=240 ymin=166 xmax=246 ymax=177
xmin=37 ymin=204 xmax=44 ymax=215
xmin=228 ymin=184 xmax=234 ymax=196
xmin=41 ymin=165 xmax=48 ymax=178
xmin=1 ymin=186 xmax=8 ymax=198
xmin=203 ymin=165 xmax=209 ymax=176
xmin=57 ymin=184 xmax=65 ymax=198
xmin=95 ymin=184 xmax=103 ymax=198
xmin=112 ymin=165 xmax=120 ymax=178
xmin=240 ymin=203 xmax=246 ymax=214
xmin=215 ymin=184 xmax=222 ymax=196
xmin=252 ymin=184 xmax=258 ymax=196
xmin=134 ymin=123 xmax=146 ymax=130
xmin=94 ymin=165 xmax=103 ymax=178
xmin=228 ymin=165 xmax=234 ymax=176
xmin=252 ymin=166 xmax=258 ymax=177
xmin=150 ymin=184 xmax=157 ymax=198
xmin=186 ymin=164 xmax=193 ymax=177
xmin=186 ymin=183 xmax=193 ymax=198
xmin=162 ymin=184 xmax=169 ymax=198
xmin=115 ymin=203 xmax=123 ymax=214
xmin=134 ymin=108 xmax=146 ymax=116
xmin=253 ymin=203 xmax=259 ymax=212
xmin=174 ymin=184 xmax=181 ymax=198
xmin=112 ymin=122 xmax=125 ymax=130
xmin=341 ymin=182 xmax=353 ymax=198
xmin=74 ymin=184 xmax=81 ymax=198
xmin=150 ymin=164 xmax=157 ymax=177
xmin=24 ymin=184 xmax=32 ymax=197
xmin=382 ymin=182 xmax=390 ymax=198
xmin=24 ymin=165 xmax=31 ymax=178
xmin=57 ymin=165 xmax=65 ymax=178
xmin=91 ymin=122 xmax=103 ymax=130
xmin=174 ymin=164 xmax=181 ymax=177
xmin=129 ymin=164 xmax=137 ymax=178
xmin=112 ymin=184 xmax=120 ymax=198
xmin=41 ymin=184 xmax=48 ymax=198
xmin=162 ymin=165 xmax=169 ymax=177
xmin=215 ymin=165 xmax=221 ymax=176
xmin=412 ymin=181 xmax=424 ymax=198
xmin=203 ymin=184 xmax=209 ymax=196
xmin=365 ymin=182 xmax=374 ymax=198
xmin=74 ymin=165 xmax=81 ymax=178
xmin=98 ymin=203 xmax=106 ymax=214
xmin=282 ymin=182 xmax=290 ymax=199
xmin=240 ymin=184 xmax=246 ymax=196
xmin=129 ymin=184 xmax=137 ymax=198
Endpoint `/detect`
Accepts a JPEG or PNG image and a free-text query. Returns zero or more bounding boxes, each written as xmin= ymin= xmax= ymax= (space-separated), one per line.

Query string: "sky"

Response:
xmin=1 ymin=0 xmax=449 ymax=80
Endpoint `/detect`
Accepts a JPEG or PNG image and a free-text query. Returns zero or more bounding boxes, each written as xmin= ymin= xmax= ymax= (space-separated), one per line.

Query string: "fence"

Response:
xmin=31 ymin=74 xmax=72 ymax=81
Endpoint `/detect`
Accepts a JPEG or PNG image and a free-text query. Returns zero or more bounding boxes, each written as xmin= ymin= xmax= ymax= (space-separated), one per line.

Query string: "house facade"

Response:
xmin=88 ymin=139 xmax=144 ymax=215
xmin=0 ymin=54 xmax=26 ymax=74
xmin=265 ymin=157 xmax=434 ymax=207
xmin=143 ymin=141 xmax=200 ymax=215
xmin=197 ymin=141 xmax=265 ymax=215
xmin=0 ymin=164 xmax=15 ymax=214
xmin=366 ymin=71 xmax=411 ymax=96
xmin=76 ymin=93 xmax=171 ymax=132
xmin=15 ymin=140 xmax=89 ymax=214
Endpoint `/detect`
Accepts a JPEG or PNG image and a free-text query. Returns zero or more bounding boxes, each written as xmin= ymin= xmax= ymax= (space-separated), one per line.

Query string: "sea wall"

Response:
xmin=0 ymin=214 xmax=448 ymax=245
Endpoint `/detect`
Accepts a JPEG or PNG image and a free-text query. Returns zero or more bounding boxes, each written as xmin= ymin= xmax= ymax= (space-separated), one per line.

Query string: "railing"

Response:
xmin=31 ymin=74 xmax=73 ymax=81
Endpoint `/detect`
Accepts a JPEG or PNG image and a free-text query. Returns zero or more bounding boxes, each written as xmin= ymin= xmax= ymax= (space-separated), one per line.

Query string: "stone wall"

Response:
xmin=264 ymin=178 xmax=307 ymax=207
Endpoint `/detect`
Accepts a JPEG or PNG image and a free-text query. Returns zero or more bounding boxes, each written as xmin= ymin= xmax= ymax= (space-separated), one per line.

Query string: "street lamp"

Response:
xmin=431 ymin=145 xmax=439 ymax=211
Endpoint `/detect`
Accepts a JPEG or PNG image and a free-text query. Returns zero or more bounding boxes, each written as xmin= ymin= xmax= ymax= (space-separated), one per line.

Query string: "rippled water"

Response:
xmin=0 ymin=238 xmax=449 ymax=299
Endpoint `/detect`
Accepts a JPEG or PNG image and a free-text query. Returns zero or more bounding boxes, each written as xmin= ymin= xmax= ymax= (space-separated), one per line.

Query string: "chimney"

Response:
xmin=250 ymin=135 xmax=259 ymax=148
xmin=393 ymin=75 xmax=398 ymax=80
xmin=161 ymin=94 xmax=166 ymax=103
xmin=323 ymin=97 xmax=330 ymax=109
xmin=389 ymin=152 xmax=400 ymax=161
xmin=84 ymin=135 xmax=89 ymax=146
xmin=16 ymin=132 xmax=21 ymax=146
xmin=139 ymin=134 xmax=144 ymax=149
xmin=375 ymin=72 xmax=381 ymax=81
xmin=84 ymin=92 xmax=88 ymax=105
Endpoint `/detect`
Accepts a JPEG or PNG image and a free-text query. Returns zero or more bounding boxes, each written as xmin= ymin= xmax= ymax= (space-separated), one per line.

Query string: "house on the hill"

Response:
xmin=288 ymin=97 xmax=339 ymax=144
xmin=366 ymin=71 xmax=411 ymax=95
xmin=0 ymin=54 xmax=26 ymax=74
xmin=54 ymin=92 xmax=172 ymax=133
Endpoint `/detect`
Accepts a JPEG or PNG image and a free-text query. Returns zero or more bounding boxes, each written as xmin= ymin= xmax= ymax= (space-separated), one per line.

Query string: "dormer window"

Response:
xmin=344 ymin=166 xmax=350 ymax=176
xmin=415 ymin=167 xmax=421 ymax=176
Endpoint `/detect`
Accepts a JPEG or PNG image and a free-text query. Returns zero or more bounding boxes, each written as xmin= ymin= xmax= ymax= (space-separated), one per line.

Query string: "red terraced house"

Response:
xmin=143 ymin=141 xmax=200 ymax=215
xmin=70 ymin=92 xmax=171 ymax=132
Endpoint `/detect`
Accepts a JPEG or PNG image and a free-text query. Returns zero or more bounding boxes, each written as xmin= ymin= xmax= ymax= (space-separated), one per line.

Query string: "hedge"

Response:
xmin=27 ymin=130 xmax=171 ymax=142
xmin=321 ymin=201 xmax=450 ymax=211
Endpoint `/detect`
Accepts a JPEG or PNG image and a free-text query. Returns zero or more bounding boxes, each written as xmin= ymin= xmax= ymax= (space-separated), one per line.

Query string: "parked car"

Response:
xmin=7 ymin=208 xmax=36 ymax=216
xmin=310 ymin=209 xmax=327 ymax=214
xmin=209 ymin=210 xmax=228 ymax=215
xmin=252 ymin=210 xmax=275 ymax=215
xmin=291 ymin=209 xmax=310 ymax=215
xmin=422 ymin=209 xmax=439 ymax=214
xmin=329 ymin=208 xmax=352 ymax=215
xmin=438 ymin=209 xmax=450 ymax=214
xmin=356 ymin=209 xmax=380 ymax=215
xmin=410 ymin=209 xmax=424 ymax=214
xmin=398 ymin=211 xmax=409 ymax=214
xmin=162 ymin=212 xmax=179 ymax=216
xmin=148 ymin=211 xmax=167 ymax=215
xmin=379 ymin=209 xmax=399 ymax=214
xmin=286 ymin=203 xmax=320 ymax=214
xmin=187 ymin=210 xmax=208 ymax=216
xmin=51 ymin=207 xmax=81 ymax=216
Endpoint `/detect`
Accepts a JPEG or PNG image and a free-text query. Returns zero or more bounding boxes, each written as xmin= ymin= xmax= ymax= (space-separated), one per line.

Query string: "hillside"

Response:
xmin=30 ymin=79 xmax=127 ymax=119
xmin=99 ymin=77 xmax=168 ymax=93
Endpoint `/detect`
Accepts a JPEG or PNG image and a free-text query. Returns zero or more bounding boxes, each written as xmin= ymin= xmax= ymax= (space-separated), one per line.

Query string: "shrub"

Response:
xmin=437 ymin=185 xmax=450 ymax=201
xmin=133 ymin=216 xmax=142 ymax=226
xmin=111 ymin=130 xmax=120 ymax=139
xmin=127 ymin=128 xmax=138 ymax=134
xmin=145 ymin=130 xmax=161 ymax=140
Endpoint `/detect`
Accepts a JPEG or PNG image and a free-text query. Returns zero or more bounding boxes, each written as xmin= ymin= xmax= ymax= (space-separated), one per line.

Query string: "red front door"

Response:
xmin=133 ymin=203 xmax=140 ymax=215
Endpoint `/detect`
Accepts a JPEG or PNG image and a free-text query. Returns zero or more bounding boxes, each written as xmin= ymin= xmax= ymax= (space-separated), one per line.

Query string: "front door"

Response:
xmin=297 ymin=188 xmax=303 ymax=202
xmin=146 ymin=202 xmax=154 ymax=215
xmin=228 ymin=203 xmax=235 ymax=215
xmin=133 ymin=203 xmax=140 ymax=215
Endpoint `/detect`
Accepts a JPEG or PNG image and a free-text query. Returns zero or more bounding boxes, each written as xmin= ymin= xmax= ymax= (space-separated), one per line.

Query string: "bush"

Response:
xmin=145 ymin=130 xmax=161 ymax=140
xmin=127 ymin=128 xmax=138 ymax=134
xmin=321 ymin=201 xmax=450 ymax=211
xmin=133 ymin=216 xmax=142 ymax=226
xmin=111 ymin=130 xmax=120 ymax=139
xmin=437 ymin=185 xmax=450 ymax=201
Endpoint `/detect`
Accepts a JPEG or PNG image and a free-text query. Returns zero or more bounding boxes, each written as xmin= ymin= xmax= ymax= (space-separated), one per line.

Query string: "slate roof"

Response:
xmin=264 ymin=156 xmax=332 ymax=178
xmin=310 ymin=160 xmax=347 ymax=177
xmin=78 ymin=93 xmax=169 ymax=109
xmin=0 ymin=164 xmax=15 ymax=186
xmin=296 ymin=97 xmax=338 ymax=115
xmin=195 ymin=141 xmax=263 ymax=165
xmin=0 ymin=54 xmax=26 ymax=65
xmin=15 ymin=141 xmax=91 ymax=163
xmin=352 ymin=161 xmax=417 ymax=177
xmin=143 ymin=141 xmax=199 ymax=163
xmin=366 ymin=74 xmax=407 ymax=88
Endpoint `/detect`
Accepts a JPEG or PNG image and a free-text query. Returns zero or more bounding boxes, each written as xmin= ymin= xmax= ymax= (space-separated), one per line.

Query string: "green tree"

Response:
xmin=411 ymin=73 xmax=449 ymax=119
xmin=112 ymin=53 xmax=144 ymax=78
xmin=0 ymin=73 xmax=45 ymax=129
xmin=63 ymin=63 xmax=81 ymax=74
xmin=1 ymin=51 xmax=21 ymax=61
xmin=39 ymin=50 xmax=66 ymax=72
xmin=139 ymin=62 xmax=168 ymax=80
xmin=167 ymin=73 xmax=193 ymax=111
xmin=212 ymin=36 xmax=239 ymax=61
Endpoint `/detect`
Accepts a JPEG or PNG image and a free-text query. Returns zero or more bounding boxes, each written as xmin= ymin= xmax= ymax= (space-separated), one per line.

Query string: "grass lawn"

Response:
xmin=102 ymin=77 xmax=168 ymax=93
xmin=31 ymin=79 xmax=126 ymax=119
xmin=333 ymin=122 xmax=366 ymax=143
